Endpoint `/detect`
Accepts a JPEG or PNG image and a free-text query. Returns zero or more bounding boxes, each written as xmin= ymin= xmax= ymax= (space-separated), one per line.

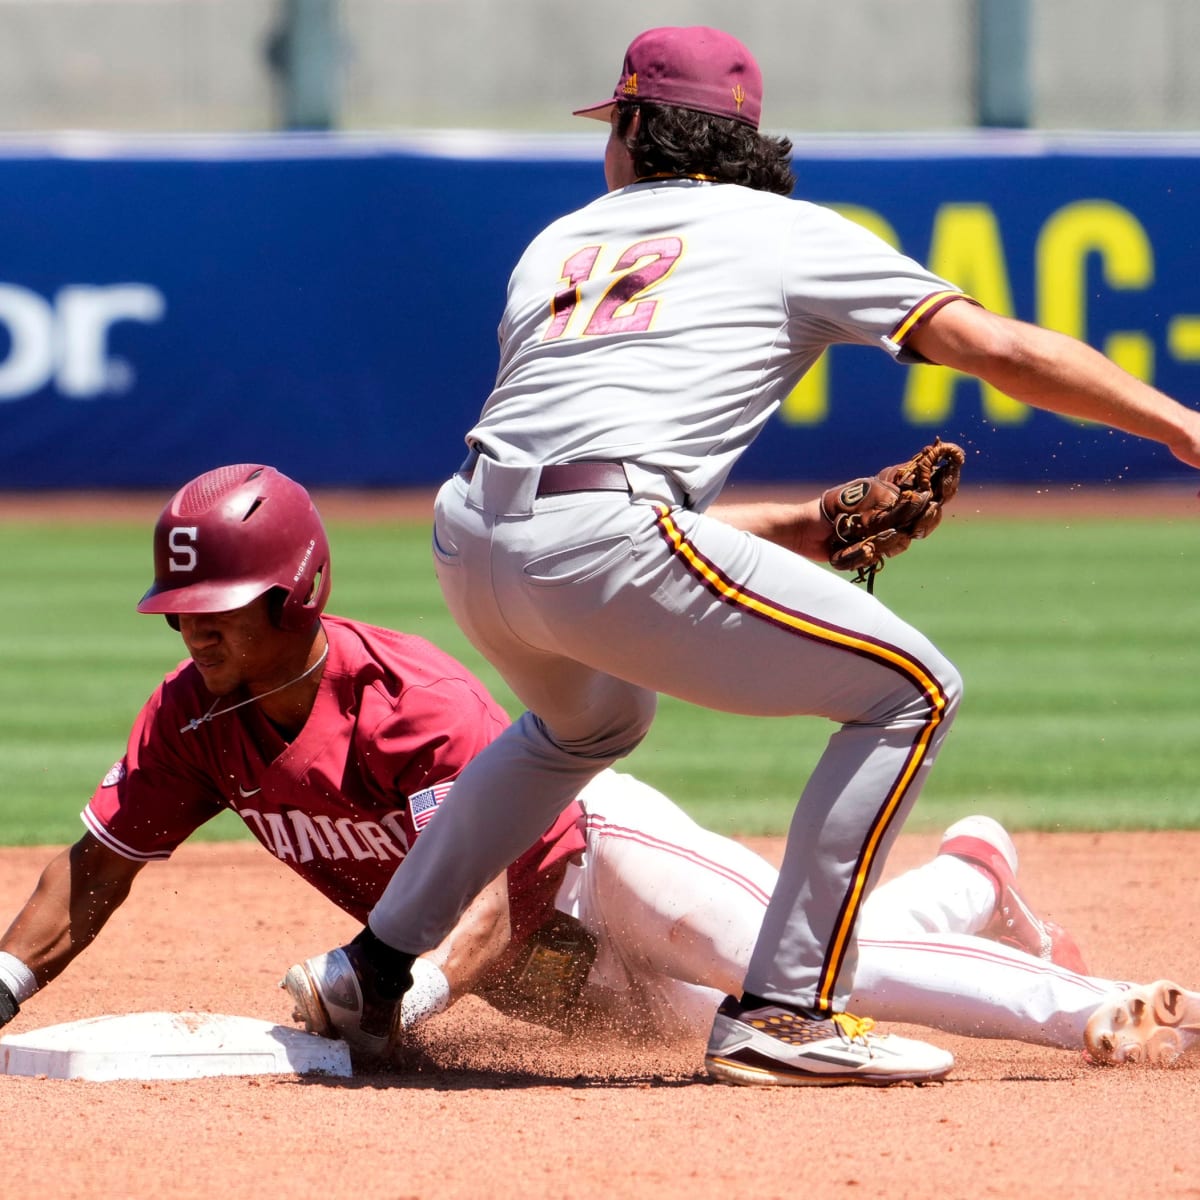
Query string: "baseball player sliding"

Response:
xmin=0 ymin=465 xmax=1193 ymax=1076
xmin=302 ymin=25 xmax=1200 ymax=1087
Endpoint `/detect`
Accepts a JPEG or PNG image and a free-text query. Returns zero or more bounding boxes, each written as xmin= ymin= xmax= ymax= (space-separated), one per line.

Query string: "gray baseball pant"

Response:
xmin=368 ymin=457 xmax=962 ymax=1012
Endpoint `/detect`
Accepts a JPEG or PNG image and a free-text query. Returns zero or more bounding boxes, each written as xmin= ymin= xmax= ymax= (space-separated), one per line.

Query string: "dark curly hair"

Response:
xmin=615 ymin=100 xmax=795 ymax=196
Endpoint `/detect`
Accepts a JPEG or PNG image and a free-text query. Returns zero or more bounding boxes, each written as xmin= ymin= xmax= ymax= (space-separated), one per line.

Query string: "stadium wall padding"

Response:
xmin=0 ymin=132 xmax=1197 ymax=489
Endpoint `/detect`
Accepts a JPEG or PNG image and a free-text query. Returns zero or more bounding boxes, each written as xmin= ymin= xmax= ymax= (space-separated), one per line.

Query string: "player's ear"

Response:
xmin=624 ymin=107 xmax=642 ymax=146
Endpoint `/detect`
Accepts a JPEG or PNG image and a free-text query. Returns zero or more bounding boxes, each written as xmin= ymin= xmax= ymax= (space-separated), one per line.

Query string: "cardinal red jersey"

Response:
xmin=84 ymin=616 xmax=585 ymax=935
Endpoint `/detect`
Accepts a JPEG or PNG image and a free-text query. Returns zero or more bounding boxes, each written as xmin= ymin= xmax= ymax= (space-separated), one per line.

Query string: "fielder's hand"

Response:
xmin=821 ymin=437 xmax=965 ymax=591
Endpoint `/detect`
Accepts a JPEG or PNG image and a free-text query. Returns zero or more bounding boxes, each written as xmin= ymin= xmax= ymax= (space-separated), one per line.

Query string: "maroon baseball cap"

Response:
xmin=573 ymin=26 xmax=763 ymax=129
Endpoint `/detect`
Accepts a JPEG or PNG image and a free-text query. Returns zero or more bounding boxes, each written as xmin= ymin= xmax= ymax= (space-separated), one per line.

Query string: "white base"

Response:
xmin=0 ymin=1011 xmax=353 ymax=1081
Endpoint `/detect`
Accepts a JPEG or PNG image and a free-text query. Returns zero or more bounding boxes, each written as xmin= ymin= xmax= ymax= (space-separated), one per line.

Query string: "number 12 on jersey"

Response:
xmin=543 ymin=238 xmax=683 ymax=340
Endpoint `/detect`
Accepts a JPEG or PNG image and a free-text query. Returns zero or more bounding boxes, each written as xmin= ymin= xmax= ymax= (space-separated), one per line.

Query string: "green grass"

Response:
xmin=877 ymin=521 xmax=1200 ymax=833
xmin=0 ymin=515 xmax=1196 ymax=844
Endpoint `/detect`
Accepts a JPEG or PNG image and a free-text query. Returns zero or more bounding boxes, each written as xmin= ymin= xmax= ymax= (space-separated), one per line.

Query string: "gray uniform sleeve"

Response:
xmin=782 ymin=202 xmax=969 ymax=362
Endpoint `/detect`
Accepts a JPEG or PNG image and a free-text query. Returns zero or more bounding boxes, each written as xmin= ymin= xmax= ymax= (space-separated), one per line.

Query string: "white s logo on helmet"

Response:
xmin=167 ymin=526 xmax=199 ymax=572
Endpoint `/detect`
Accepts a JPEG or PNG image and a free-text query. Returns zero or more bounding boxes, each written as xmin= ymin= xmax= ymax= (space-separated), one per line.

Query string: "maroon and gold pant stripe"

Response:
xmin=654 ymin=507 xmax=953 ymax=1011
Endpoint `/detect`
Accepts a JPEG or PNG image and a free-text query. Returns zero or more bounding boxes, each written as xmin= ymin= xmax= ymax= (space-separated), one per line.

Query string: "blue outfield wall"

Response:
xmin=0 ymin=130 xmax=1198 ymax=490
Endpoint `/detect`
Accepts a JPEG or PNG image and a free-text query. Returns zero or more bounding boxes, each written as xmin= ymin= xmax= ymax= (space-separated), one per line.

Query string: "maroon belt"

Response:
xmin=536 ymin=462 xmax=630 ymax=496
xmin=459 ymin=450 xmax=630 ymax=498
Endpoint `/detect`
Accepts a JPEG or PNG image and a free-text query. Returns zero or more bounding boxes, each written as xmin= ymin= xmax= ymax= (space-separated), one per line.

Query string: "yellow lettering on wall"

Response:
xmin=1168 ymin=316 xmax=1200 ymax=361
xmin=904 ymin=204 xmax=1026 ymax=425
xmin=781 ymin=205 xmax=900 ymax=426
xmin=781 ymin=353 xmax=829 ymax=424
xmin=1037 ymin=201 xmax=1154 ymax=382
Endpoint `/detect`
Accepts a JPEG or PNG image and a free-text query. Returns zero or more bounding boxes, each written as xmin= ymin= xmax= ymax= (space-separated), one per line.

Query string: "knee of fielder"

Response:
xmin=932 ymin=658 xmax=963 ymax=729
xmin=869 ymin=653 xmax=963 ymax=736
xmin=537 ymin=687 xmax=658 ymax=763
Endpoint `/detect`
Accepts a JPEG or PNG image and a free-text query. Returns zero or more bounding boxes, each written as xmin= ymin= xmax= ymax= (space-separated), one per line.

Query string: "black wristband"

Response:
xmin=0 ymin=979 xmax=19 ymax=1026
xmin=351 ymin=927 xmax=415 ymax=1000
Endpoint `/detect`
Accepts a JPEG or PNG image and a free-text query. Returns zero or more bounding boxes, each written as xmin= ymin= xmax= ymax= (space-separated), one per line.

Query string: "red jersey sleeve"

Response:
xmin=83 ymin=668 xmax=228 ymax=861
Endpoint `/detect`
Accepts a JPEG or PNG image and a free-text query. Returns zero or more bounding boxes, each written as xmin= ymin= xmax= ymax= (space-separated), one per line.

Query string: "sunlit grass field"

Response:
xmin=0 ymin=512 xmax=1196 ymax=844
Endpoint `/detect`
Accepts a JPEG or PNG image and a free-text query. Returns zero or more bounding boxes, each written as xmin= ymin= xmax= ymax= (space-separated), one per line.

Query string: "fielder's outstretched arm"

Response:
xmin=911 ymin=301 xmax=1200 ymax=468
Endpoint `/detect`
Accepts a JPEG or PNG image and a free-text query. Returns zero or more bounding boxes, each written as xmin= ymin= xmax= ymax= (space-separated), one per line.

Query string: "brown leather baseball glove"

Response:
xmin=820 ymin=438 xmax=966 ymax=591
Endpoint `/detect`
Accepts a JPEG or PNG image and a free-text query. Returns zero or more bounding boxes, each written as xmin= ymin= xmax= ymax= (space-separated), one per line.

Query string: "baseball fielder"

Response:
xmin=0 ymin=464 xmax=1190 ymax=1075
xmin=308 ymin=25 xmax=1200 ymax=1086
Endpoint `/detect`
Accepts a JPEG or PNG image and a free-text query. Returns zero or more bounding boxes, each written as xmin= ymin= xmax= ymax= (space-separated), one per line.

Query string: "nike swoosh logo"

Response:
xmin=238 ymin=786 xmax=262 ymax=798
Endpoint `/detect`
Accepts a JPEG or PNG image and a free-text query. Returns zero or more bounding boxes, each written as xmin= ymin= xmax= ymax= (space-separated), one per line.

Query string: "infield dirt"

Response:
xmin=1 ymin=483 xmax=1197 ymax=1199
xmin=1 ymin=829 xmax=1198 ymax=1200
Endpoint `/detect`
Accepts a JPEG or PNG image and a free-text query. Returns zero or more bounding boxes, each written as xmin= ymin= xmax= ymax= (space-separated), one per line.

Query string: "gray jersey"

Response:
xmin=469 ymin=178 xmax=961 ymax=508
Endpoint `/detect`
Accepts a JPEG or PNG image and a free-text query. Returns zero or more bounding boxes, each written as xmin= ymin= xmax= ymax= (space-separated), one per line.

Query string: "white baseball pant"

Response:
xmin=558 ymin=770 xmax=1121 ymax=1049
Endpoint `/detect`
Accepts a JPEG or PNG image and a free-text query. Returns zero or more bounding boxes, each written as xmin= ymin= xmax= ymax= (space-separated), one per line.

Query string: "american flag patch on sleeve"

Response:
xmin=409 ymin=780 xmax=455 ymax=830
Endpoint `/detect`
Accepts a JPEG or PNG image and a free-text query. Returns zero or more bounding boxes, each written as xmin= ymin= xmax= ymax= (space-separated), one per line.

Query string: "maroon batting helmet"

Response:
xmin=137 ymin=463 xmax=331 ymax=631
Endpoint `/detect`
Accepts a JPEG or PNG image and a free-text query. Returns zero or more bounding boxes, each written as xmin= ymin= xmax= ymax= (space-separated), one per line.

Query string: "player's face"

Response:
xmin=176 ymin=594 xmax=295 ymax=697
xmin=604 ymin=109 xmax=637 ymax=191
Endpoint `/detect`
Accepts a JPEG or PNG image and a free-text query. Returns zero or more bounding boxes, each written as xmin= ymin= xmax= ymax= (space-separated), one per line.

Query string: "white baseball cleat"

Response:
xmin=281 ymin=946 xmax=394 ymax=1059
xmin=1085 ymin=980 xmax=1200 ymax=1066
xmin=705 ymin=995 xmax=953 ymax=1087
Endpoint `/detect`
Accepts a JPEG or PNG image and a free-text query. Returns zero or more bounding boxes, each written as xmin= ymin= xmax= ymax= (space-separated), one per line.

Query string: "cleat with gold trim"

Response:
xmin=704 ymin=994 xmax=953 ymax=1087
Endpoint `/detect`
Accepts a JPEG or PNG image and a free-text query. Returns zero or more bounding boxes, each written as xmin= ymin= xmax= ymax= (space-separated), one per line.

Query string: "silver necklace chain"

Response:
xmin=179 ymin=642 xmax=330 ymax=734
